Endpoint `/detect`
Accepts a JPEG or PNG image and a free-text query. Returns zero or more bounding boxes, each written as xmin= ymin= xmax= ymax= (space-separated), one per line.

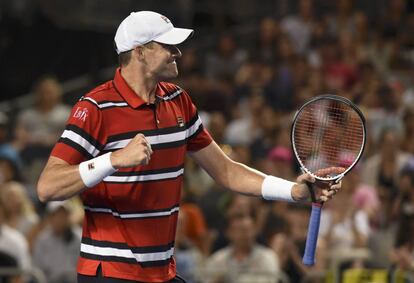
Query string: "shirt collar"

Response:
xmin=113 ymin=68 xmax=166 ymax=108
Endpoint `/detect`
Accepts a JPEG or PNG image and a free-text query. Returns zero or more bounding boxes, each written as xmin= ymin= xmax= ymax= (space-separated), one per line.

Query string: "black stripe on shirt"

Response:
xmin=112 ymin=165 xmax=184 ymax=177
xmin=80 ymin=97 xmax=129 ymax=109
xmin=58 ymin=138 xmax=93 ymax=159
xmin=83 ymin=204 xmax=179 ymax=220
xmin=81 ymin=238 xmax=175 ymax=253
xmin=106 ymin=112 xmax=200 ymax=143
xmin=79 ymin=252 xmax=173 ymax=267
xmin=65 ymin=124 xmax=104 ymax=151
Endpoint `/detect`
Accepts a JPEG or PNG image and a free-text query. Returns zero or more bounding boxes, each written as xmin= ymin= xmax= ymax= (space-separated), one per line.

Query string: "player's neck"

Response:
xmin=121 ymin=67 xmax=157 ymax=104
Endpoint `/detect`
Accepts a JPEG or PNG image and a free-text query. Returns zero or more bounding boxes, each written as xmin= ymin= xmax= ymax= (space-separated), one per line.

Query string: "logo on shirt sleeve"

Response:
xmin=73 ymin=107 xmax=88 ymax=122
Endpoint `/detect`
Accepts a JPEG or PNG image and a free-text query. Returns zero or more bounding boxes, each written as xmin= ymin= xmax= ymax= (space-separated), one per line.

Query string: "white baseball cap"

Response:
xmin=114 ymin=11 xmax=194 ymax=54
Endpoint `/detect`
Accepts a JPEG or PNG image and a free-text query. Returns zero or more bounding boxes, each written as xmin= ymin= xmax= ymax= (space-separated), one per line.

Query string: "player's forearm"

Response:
xmin=220 ymin=160 xmax=301 ymax=201
xmin=219 ymin=160 xmax=265 ymax=196
xmin=190 ymin=142 xmax=302 ymax=202
xmin=37 ymin=163 xmax=86 ymax=202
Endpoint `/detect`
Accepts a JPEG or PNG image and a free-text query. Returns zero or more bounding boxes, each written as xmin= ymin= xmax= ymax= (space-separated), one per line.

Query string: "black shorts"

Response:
xmin=77 ymin=266 xmax=186 ymax=283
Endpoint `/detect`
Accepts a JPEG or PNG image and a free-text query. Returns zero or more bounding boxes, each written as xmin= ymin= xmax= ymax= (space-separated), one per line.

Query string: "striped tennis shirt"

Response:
xmin=50 ymin=68 xmax=212 ymax=282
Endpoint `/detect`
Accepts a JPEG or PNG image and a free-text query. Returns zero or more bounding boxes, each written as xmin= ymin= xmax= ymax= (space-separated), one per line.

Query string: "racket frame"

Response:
xmin=291 ymin=94 xmax=366 ymax=182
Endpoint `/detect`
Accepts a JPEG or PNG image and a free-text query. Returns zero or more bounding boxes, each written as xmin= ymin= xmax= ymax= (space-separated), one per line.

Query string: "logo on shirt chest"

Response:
xmin=177 ymin=117 xmax=184 ymax=127
xmin=73 ymin=107 xmax=88 ymax=122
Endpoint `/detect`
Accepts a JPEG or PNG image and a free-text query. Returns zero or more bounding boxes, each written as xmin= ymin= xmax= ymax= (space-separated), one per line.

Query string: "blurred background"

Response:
xmin=1 ymin=0 xmax=414 ymax=282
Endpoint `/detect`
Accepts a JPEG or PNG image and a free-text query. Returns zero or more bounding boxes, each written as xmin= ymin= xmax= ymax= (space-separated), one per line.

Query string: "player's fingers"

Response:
xmin=330 ymin=181 xmax=342 ymax=192
xmin=296 ymin=173 xmax=315 ymax=184
xmin=141 ymin=137 xmax=152 ymax=153
xmin=142 ymin=154 xmax=150 ymax=165
xmin=135 ymin=133 xmax=145 ymax=140
xmin=139 ymin=138 xmax=153 ymax=154
xmin=315 ymin=167 xmax=345 ymax=177
xmin=324 ymin=189 xmax=336 ymax=197
xmin=320 ymin=189 xmax=334 ymax=202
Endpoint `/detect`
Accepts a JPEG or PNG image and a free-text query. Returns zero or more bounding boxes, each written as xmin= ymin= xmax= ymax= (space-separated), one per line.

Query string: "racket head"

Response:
xmin=291 ymin=95 xmax=366 ymax=182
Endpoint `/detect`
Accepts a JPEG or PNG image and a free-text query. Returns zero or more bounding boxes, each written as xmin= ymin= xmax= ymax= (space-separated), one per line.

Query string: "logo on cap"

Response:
xmin=160 ymin=16 xmax=171 ymax=24
xmin=88 ymin=163 xmax=95 ymax=170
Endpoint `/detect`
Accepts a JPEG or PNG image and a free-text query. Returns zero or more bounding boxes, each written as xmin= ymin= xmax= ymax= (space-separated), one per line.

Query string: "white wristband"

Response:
xmin=261 ymin=175 xmax=296 ymax=202
xmin=79 ymin=152 xmax=117 ymax=188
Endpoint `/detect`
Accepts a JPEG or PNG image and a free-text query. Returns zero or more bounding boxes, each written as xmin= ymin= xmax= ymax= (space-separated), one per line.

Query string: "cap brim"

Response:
xmin=153 ymin=28 xmax=194 ymax=45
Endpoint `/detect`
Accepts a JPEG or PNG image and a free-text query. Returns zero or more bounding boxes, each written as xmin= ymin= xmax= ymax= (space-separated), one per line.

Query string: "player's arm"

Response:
xmin=189 ymin=141 xmax=339 ymax=202
xmin=37 ymin=156 xmax=87 ymax=201
xmin=37 ymin=134 xmax=152 ymax=202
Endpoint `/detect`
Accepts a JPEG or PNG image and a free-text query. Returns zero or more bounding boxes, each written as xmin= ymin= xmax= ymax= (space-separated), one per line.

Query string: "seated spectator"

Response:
xmin=32 ymin=201 xmax=80 ymax=283
xmin=14 ymin=75 xmax=70 ymax=186
xmin=0 ymin=157 xmax=22 ymax=184
xmin=203 ymin=214 xmax=279 ymax=283
xmin=15 ymin=75 xmax=70 ymax=151
xmin=401 ymin=106 xmax=414 ymax=154
xmin=180 ymin=187 xmax=210 ymax=255
xmin=280 ymin=0 xmax=315 ymax=55
xmin=266 ymin=204 xmax=314 ymax=282
xmin=390 ymin=213 xmax=414 ymax=273
xmin=362 ymin=127 xmax=412 ymax=192
xmin=175 ymin=210 xmax=204 ymax=283
xmin=251 ymin=17 xmax=280 ymax=64
xmin=0 ymin=181 xmax=39 ymax=237
xmin=205 ymin=33 xmax=248 ymax=82
xmin=0 ymin=112 xmax=22 ymax=171
xmin=319 ymin=177 xmax=372 ymax=270
xmin=265 ymin=146 xmax=295 ymax=180
xmin=392 ymin=157 xmax=414 ymax=220
xmin=0 ymin=197 xmax=31 ymax=272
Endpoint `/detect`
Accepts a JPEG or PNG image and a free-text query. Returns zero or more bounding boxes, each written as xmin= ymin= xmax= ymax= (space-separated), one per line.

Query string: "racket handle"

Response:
xmin=302 ymin=203 xmax=322 ymax=266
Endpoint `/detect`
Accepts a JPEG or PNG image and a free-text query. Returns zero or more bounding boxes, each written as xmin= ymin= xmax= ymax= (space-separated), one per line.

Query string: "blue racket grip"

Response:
xmin=302 ymin=203 xmax=322 ymax=266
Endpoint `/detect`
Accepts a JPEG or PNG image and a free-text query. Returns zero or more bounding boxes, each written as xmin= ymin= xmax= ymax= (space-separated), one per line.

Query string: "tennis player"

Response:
xmin=37 ymin=11 xmax=341 ymax=283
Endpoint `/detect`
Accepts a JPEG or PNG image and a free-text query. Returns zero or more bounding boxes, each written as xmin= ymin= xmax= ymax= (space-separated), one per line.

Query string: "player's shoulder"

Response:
xmin=79 ymin=80 xmax=123 ymax=108
xmin=158 ymin=81 xmax=188 ymax=101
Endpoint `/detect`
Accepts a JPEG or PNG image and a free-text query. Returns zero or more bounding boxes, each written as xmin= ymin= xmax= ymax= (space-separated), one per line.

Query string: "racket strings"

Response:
xmin=293 ymin=100 xmax=364 ymax=178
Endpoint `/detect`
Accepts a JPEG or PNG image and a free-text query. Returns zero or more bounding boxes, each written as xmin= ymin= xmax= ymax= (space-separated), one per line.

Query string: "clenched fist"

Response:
xmin=110 ymin=134 xmax=153 ymax=168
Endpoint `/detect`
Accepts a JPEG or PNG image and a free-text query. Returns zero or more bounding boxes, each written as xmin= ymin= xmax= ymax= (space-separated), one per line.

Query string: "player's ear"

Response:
xmin=134 ymin=46 xmax=145 ymax=61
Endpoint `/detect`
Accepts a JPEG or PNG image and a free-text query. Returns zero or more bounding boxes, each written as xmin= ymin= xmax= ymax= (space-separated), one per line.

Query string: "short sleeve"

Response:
xmin=183 ymin=91 xmax=212 ymax=152
xmin=50 ymin=99 xmax=106 ymax=165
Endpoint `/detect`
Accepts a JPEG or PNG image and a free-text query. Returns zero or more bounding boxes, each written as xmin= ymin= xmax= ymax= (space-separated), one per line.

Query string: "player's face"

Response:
xmin=142 ymin=42 xmax=182 ymax=80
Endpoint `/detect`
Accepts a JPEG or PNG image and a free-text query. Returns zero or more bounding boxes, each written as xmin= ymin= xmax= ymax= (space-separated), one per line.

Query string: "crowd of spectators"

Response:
xmin=1 ymin=0 xmax=414 ymax=282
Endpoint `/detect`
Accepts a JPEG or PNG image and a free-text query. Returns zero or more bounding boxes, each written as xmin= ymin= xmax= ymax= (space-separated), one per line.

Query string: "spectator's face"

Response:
xmin=36 ymin=79 xmax=62 ymax=109
xmin=0 ymin=126 xmax=7 ymax=143
xmin=1 ymin=186 xmax=24 ymax=214
xmin=226 ymin=195 xmax=252 ymax=219
xmin=299 ymin=0 xmax=313 ymax=17
xmin=49 ymin=207 xmax=70 ymax=235
xmin=381 ymin=131 xmax=399 ymax=156
xmin=218 ymin=36 xmax=235 ymax=55
xmin=208 ymin=112 xmax=226 ymax=143
xmin=404 ymin=111 xmax=414 ymax=132
xmin=0 ymin=160 xmax=15 ymax=184
xmin=227 ymin=217 xmax=256 ymax=250
xmin=259 ymin=18 xmax=277 ymax=42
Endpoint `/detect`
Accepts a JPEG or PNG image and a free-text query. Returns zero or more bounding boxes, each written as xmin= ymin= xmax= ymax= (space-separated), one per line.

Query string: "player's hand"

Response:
xmin=110 ymin=133 xmax=153 ymax=168
xmin=292 ymin=172 xmax=342 ymax=203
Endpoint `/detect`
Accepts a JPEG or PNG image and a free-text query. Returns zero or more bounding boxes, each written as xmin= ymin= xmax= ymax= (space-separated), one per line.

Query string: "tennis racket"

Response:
xmin=291 ymin=94 xmax=366 ymax=266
